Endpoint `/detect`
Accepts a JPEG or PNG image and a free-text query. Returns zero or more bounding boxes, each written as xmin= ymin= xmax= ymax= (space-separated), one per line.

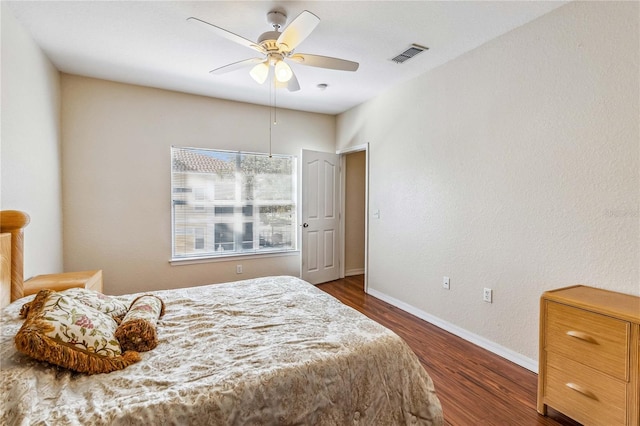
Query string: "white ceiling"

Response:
xmin=6 ymin=1 xmax=566 ymax=115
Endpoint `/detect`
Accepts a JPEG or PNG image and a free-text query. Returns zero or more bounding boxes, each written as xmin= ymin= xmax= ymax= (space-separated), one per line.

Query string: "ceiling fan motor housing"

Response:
xmin=260 ymin=11 xmax=288 ymax=51
xmin=257 ymin=31 xmax=283 ymax=49
xmin=267 ymin=11 xmax=287 ymax=29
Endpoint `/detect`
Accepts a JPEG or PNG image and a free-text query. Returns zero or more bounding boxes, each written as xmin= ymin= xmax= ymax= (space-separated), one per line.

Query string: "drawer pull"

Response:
xmin=566 ymin=382 xmax=599 ymax=401
xmin=566 ymin=330 xmax=598 ymax=344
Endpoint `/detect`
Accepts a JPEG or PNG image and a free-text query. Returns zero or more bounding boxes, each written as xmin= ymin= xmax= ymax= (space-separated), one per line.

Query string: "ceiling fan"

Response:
xmin=187 ymin=10 xmax=359 ymax=92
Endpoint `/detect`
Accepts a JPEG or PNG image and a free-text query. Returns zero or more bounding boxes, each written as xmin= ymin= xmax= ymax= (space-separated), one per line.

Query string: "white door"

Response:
xmin=301 ymin=149 xmax=340 ymax=285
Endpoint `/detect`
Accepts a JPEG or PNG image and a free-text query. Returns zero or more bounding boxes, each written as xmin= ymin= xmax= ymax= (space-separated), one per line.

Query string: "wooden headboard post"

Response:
xmin=0 ymin=210 xmax=30 ymax=303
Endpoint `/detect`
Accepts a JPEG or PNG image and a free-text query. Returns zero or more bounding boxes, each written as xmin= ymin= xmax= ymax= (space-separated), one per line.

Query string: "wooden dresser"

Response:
xmin=537 ymin=285 xmax=640 ymax=425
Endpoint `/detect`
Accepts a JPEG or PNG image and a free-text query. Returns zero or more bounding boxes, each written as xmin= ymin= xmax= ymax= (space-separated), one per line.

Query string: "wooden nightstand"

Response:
xmin=538 ymin=285 xmax=640 ymax=425
xmin=24 ymin=270 xmax=103 ymax=296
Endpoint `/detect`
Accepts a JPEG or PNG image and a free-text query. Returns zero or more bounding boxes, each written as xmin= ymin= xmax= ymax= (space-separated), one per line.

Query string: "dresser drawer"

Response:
xmin=546 ymin=301 xmax=629 ymax=380
xmin=545 ymin=352 xmax=627 ymax=426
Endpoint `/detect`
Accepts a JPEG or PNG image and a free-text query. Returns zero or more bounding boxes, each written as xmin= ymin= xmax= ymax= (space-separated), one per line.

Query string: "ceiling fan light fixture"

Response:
xmin=250 ymin=62 xmax=269 ymax=84
xmin=275 ymin=60 xmax=293 ymax=82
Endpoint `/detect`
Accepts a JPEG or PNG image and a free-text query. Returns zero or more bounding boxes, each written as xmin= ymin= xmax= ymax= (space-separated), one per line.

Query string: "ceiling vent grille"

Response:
xmin=391 ymin=44 xmax=429 ymax=64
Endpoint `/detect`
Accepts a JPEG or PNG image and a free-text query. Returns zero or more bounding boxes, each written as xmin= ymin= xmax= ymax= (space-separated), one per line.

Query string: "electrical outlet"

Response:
xmin=443 ymin=276 xmax=450 ymax=290
xmin=483 ymin=288 xmax=493 ymax=303
xmin=236 ymin=265 xmax=243 ymax=274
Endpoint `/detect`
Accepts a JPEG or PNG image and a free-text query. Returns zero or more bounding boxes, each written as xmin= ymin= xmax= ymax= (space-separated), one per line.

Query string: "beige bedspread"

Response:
xmin=1 ymin=276 xmax=443 ymax=425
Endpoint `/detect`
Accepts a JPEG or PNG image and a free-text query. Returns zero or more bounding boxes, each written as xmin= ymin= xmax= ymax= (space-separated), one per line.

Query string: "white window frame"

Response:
xmin=171 ymin=147 xmax=298 ymax=262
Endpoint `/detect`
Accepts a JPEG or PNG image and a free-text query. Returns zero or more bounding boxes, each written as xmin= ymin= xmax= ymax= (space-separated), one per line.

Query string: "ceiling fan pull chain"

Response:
xmin=268 ymin=72 xmax=273 ymax=158
xmin=269 ymin=117 xmax=272 ymax=158
xmin=273 ymin=76 xmax=278 ymax=125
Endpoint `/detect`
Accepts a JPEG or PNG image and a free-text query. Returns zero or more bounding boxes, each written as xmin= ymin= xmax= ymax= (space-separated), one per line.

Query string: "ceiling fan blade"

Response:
xmin=277 ymin=10 xmax=320 ymax=52
xmin=288 ymin=53 xmax=359 ymax=72
xmin=210 ymin=58 xmax=264 ymax=75
xmin=188 ymin=17 xmax=264 ymax=54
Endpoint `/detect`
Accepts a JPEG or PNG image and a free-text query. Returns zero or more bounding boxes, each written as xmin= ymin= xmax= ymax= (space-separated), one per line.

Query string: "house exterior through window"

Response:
xmin=171 ymin=147 xmax=297 ymax=260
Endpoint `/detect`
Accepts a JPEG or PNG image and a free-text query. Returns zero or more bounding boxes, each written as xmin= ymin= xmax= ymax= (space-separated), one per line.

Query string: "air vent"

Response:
xmin=391 ymin=44 xmax=429 ymax=64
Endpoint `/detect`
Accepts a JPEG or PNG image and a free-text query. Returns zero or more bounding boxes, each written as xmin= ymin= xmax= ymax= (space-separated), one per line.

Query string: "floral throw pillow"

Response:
xmin=14 ymin=289 xmax=140 ymax=374
xmin=20 ymin=288 xmax=128 ymax=321
xmin=59 ymin=288 xmax=128 ymax=320
xmin=115 ymin=295 xmax=165 ymax=352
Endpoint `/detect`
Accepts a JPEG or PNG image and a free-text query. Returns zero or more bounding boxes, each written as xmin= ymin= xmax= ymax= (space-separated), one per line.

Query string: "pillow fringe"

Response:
xmin=15 ymin=324 xmax=141 ymax=375
xmin=19 ymin=302 xmax=32 ymax=318
xmin=115 ymin=294 xmax=165 ymax=352
xmin=14 ymin=289 xmax=141 ymax=375
xmin=115 ymin=318 xmax=158 ymax=352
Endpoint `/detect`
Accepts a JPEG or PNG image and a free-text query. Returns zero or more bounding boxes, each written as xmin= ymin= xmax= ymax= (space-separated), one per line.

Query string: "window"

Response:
xmin=194 ymin=228 xmax=205 ymax=250
xmin=171 ymin=147 xmax=297 ymax=259
xmin=194 ymin=187 xmax=205 ymax=211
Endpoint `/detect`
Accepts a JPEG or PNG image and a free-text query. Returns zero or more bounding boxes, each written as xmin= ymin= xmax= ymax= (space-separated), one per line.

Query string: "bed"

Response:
xmin=0 ymin=211 xmax=443 ymax=425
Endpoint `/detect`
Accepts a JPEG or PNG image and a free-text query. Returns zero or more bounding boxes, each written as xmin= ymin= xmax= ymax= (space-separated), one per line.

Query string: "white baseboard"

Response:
xmin=345 ymin=268 xmax=365 ymax=276
xmin=366 ymin=287 xmax=538 ymax=373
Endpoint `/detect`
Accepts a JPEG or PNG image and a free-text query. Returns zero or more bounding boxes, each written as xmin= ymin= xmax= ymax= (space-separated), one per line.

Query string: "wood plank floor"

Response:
xmin=317 ymin=275 xmax=582 ymax=426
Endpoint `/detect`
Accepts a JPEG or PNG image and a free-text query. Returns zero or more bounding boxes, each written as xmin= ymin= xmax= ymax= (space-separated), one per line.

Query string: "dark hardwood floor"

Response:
xmin=317 ymin=275 xmax=582 ymax=426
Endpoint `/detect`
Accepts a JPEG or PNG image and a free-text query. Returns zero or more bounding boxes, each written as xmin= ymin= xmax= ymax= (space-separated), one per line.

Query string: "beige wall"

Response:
xmin=344 ymin=151 xmax=366 ymax=275
xmin=1 ymin=3 xmax=63 ymax=278
xmin=61 ymin=75 xmax=335 ymax=295
xmin=337 ymin=1 xmax=639 ymax=368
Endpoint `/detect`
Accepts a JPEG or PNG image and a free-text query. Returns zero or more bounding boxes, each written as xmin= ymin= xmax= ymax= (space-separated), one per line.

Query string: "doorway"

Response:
xmin=339 ymin=144 xmax=368 ymax=292
xmin=299 ymin=145 xmax=368 ymax=290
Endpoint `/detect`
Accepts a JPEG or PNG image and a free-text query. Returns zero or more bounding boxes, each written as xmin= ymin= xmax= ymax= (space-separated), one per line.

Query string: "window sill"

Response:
xmin=169 ymin=250 xmax=299 ymax=266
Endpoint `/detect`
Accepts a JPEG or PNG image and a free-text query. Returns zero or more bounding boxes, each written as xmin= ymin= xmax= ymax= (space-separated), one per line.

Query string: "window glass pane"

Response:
xmin=214 ymin=206 xmax=234 ymax=215
xmin=214 ymin=223 xmax=234 ymax=252
xmin=194 ymin=228 xmax=205 ymax=250
xmin=214 ymin=177 xmax=235 ymax=201
xmin=194 ymin=188 xmax=205 ymax=201
xmin=171 ymin=147 xmax=296 ymax=259
xmin=258 ymin=205 xmax=294 ymax=249
xmin=242 ymin=222 xmax=253 ymax=250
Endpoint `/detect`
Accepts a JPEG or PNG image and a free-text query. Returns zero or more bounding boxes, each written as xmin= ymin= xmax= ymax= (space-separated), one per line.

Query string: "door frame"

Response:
xmin=337 ymin=143 xmax=369 ymax=293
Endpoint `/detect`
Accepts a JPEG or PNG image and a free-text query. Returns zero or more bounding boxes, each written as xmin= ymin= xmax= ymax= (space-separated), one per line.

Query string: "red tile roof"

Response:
xmin=172 ymin=149 xmax=234 ymax=174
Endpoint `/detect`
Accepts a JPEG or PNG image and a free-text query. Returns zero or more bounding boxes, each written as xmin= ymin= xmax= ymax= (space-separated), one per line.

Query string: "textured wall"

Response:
xmin=336 ymin=1 xmax=639 ymax=365
xmin=1 ymin=4 xmax=63 ymax=278
xmin=61 ymin=76 xmax=335 ymax=295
